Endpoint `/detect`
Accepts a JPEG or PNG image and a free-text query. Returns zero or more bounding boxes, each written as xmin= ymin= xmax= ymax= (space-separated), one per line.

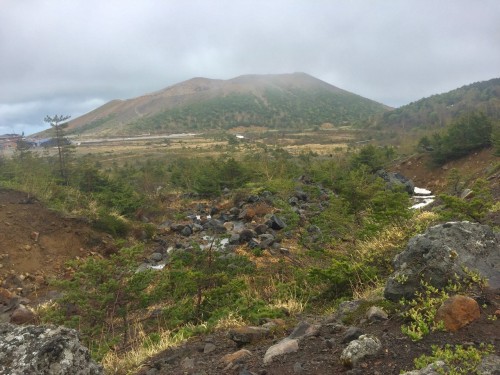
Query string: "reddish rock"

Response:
xmin=31 ymin=231 xmax=40 ymax=242
xmin=10 ymin=306 xmax=37 ymax=325
xmin=0 ymin=287 xmax=15 ymax=304
xmin=435 ymin=295 xmax=480 ymax=332
xmin=220 ymin=349 xmax=252 ymax=366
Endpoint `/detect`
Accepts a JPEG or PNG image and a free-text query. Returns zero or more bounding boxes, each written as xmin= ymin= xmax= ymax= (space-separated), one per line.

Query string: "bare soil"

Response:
xmin=0 ymin=188 xmax=110 ymax=301
xmin=136 ymin=297 xmax=499 ymax=375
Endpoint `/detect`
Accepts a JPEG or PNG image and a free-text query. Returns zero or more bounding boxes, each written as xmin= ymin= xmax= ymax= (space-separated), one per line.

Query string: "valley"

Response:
xmin=0 ymin=74 xmax=499 ymax=375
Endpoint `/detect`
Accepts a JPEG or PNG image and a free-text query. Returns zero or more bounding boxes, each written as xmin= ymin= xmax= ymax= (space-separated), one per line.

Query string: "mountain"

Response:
xmin=369 ymin=78 xmax=500 ymax=130
xmin=65 ymin=73 xmax=390 ymax=136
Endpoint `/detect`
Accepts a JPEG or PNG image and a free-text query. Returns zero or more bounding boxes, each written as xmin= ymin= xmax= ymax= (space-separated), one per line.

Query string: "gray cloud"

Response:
xmin=1 ymin=0 xmax=499 ymax=135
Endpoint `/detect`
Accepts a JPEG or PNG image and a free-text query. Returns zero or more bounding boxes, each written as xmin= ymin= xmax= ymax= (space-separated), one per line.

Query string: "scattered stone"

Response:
xmin=366 ymin=306 xmax=388 ymax=322
xmin=434 ymin=295 xmax=480 ymax=332
xmin=228 ymin=326 xmax=269 ymax=347
xmin=31 ymin=231 xmax=40 ymax=242
xmin=267 ymin=215 xmax=286 ymax=230
xmin=262 ymin=318 xmax=286 ymax=329
xmin=150 ymin=252 xmax=163 ymax=262
xmin=400 ymin=360 xmax=447 ymax=374
xmin=254 ymin=224 xmax=268 ymax=235
xmin=340 ymin=334 xmax=382 ymax=367
xmin=9 ymin=306 xmax=36 ymax=325
xmin=288 ymin=321 xmax=321 ymax=340
xmin=258 ymin=236 xmax=275 ymax=249
xmin=477 ymin=354 xmax=500 ymax=375
xmin=460 ymin=189 xmax=474 ymax=200
xmin=0 ymin=287 xmax=15 ymax=305
xmin=239 ymin=229 xmax=257 ymax=243
xmin=293 ymin=361 xmax=304 ymax=373
xmin=180 ymin=356 xmax=195 ymax=370
xmin=342 ymin=326 xmax=363 ymax=344
xmin=203 ymin=219 xmax=227 ymax=233
xmin=229 ymin=207 xmax=240 ymax=216
xmin=295 ymin=190 xmax=308 ymax=201
xmin=325 ymin=338 xmax=336 ymax=348
xmin=203 ymin=342 xmax=216 ymax=354
xmin=385 ymin=221 xmax=500 ymax=301
xmin=247 ymin=195 xmax=260 ymax=203
xmin=263 ymin=338 xmax=299 ymax=364
xmin=223 ymin=222 xmax=234 ymax=231
xmin=0 ymin=323 xmax=102 ymax=374
xmin=376 ymin=170 xmax=415 ymax=194
xmin=332 ymin=300 xmax=365 ymax=323
xmin=229 ymin=233 xmax=241 ymax=244
xmin=221 ymin=349 xmax=252 ymax=366
xmin=180 ymin=226 xmax=192 ymax=237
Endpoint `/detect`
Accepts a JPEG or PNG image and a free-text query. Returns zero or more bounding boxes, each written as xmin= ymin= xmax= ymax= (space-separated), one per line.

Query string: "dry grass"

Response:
xmin=355 ymin=211 xmax=439 ymax=263
xmin=100 ymin=311 xmax=249 ymax=375
xmin=101 ymin=325 xmax=187 ymax=375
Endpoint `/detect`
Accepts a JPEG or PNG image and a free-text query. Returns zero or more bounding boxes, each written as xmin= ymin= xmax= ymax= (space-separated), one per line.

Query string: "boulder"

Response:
xmin=203 ymin=342 xmax=216 ymax=354
xmin=267 ymin=215 xmax=286 ymax=230
xmin=263 ymin=338 xmax=299 ymax=364
xmin=254 ymin=224 xmax=269 ymax=235
xmin=9 ymin=306 xmax=37 ymax=325
xmin=180 ymin=226 xmax=192 ymax=237
xmin=385 ymin=221 xmax=500 ymax=301
xmin=477 ymin=354 xmax=500 ymax=375
xmin=149 ymin=252 xmax=163 ymax=262
xmin=220 ymin=349 xmax=252 ymax=366
xmin=203 ymin=219 xmax=226 ymax=233
xmin=434 ymin=295 xmax=480 ymax=332
xmin=366 ymin=306 xmax=388 ymax=322
xmin=288 ymin=321 xmax=321 ymax=340
xmin=238 ymin=229 xmax=257 ymax=243
xmin=376 ymin=170 xmax=415 ymax=194
xmin=340 ymin=334 xmax=382 ymax=367
xmin=0 ymin=323 xmax=102 ymax=374
xmin=228 ymin=326 xmax=269 ymax=347
xmin=341 ymin=326 xmax=363 ymax=344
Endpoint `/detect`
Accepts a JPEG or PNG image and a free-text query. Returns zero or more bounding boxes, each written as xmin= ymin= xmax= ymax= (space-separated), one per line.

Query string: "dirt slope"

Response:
xmin=0 ymin=188 xmax=108 ymax=300
xmin=392 ymin=147 xmax=499 ymax=195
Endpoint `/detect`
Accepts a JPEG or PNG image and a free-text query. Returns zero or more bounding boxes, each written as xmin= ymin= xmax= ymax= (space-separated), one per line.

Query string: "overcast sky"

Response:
xmin=1 ymin=0 xmax=499 ymax=135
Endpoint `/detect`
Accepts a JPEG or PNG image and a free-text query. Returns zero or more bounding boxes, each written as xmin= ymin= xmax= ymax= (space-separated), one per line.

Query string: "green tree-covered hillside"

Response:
xmin=369 ymin=78 xmax=500 ymax=130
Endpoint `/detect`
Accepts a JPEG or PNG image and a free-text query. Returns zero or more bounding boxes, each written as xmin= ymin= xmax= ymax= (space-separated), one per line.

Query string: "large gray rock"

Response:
xmin=385 ymin=221 xmax=500 ymax=301
xmin=376 ymin=170 xmax=415 ymax=194
xmin=0 ymin=323 xmax=102 ymax=374
xmin=340 ymin=334 xmax=382 ymax=367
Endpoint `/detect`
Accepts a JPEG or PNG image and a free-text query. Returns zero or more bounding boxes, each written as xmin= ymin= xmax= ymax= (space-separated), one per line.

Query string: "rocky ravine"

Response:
xmin=135 ymin=221 xmax=499 ymax=375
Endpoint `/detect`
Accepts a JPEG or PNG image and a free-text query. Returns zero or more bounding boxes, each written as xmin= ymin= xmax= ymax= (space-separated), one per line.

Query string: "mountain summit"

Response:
xmin=66 ymin=73 xmax=389 ymax=136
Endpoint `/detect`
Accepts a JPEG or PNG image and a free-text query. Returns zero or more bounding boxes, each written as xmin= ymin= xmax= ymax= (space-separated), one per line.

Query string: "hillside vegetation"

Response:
xmin=2 ymin=77 xmax=500 ymax=374
xmin=60 ymin=73 xmax=389 ymax=136
xmin=1 ymin=120 xmax=499 ymax=373
xmin=369 ymin=77 xmax=500 ymax=131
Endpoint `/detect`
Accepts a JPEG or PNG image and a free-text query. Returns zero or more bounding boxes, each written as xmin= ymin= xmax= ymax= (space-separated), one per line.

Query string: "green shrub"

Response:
xmin=92 ymin=212 xmax=130 ymax=237
xmin=308 ymin=255 xmax=377 ymax=299
xmin=438 ymin=178 xmax=493 ymax=223
xmin=400 ymin=281 xmax=448 ymax=341
xmin=412 ymin=344 xmax=494 ymax=375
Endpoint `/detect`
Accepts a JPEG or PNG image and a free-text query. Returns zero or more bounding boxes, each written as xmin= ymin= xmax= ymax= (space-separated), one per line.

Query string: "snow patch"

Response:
xmin=414 ymin=187 xmax=432 ymax=195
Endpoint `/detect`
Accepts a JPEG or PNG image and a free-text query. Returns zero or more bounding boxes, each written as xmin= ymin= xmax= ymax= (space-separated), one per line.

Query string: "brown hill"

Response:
xmin=63 ymin=73 xmax=390 ymax=136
